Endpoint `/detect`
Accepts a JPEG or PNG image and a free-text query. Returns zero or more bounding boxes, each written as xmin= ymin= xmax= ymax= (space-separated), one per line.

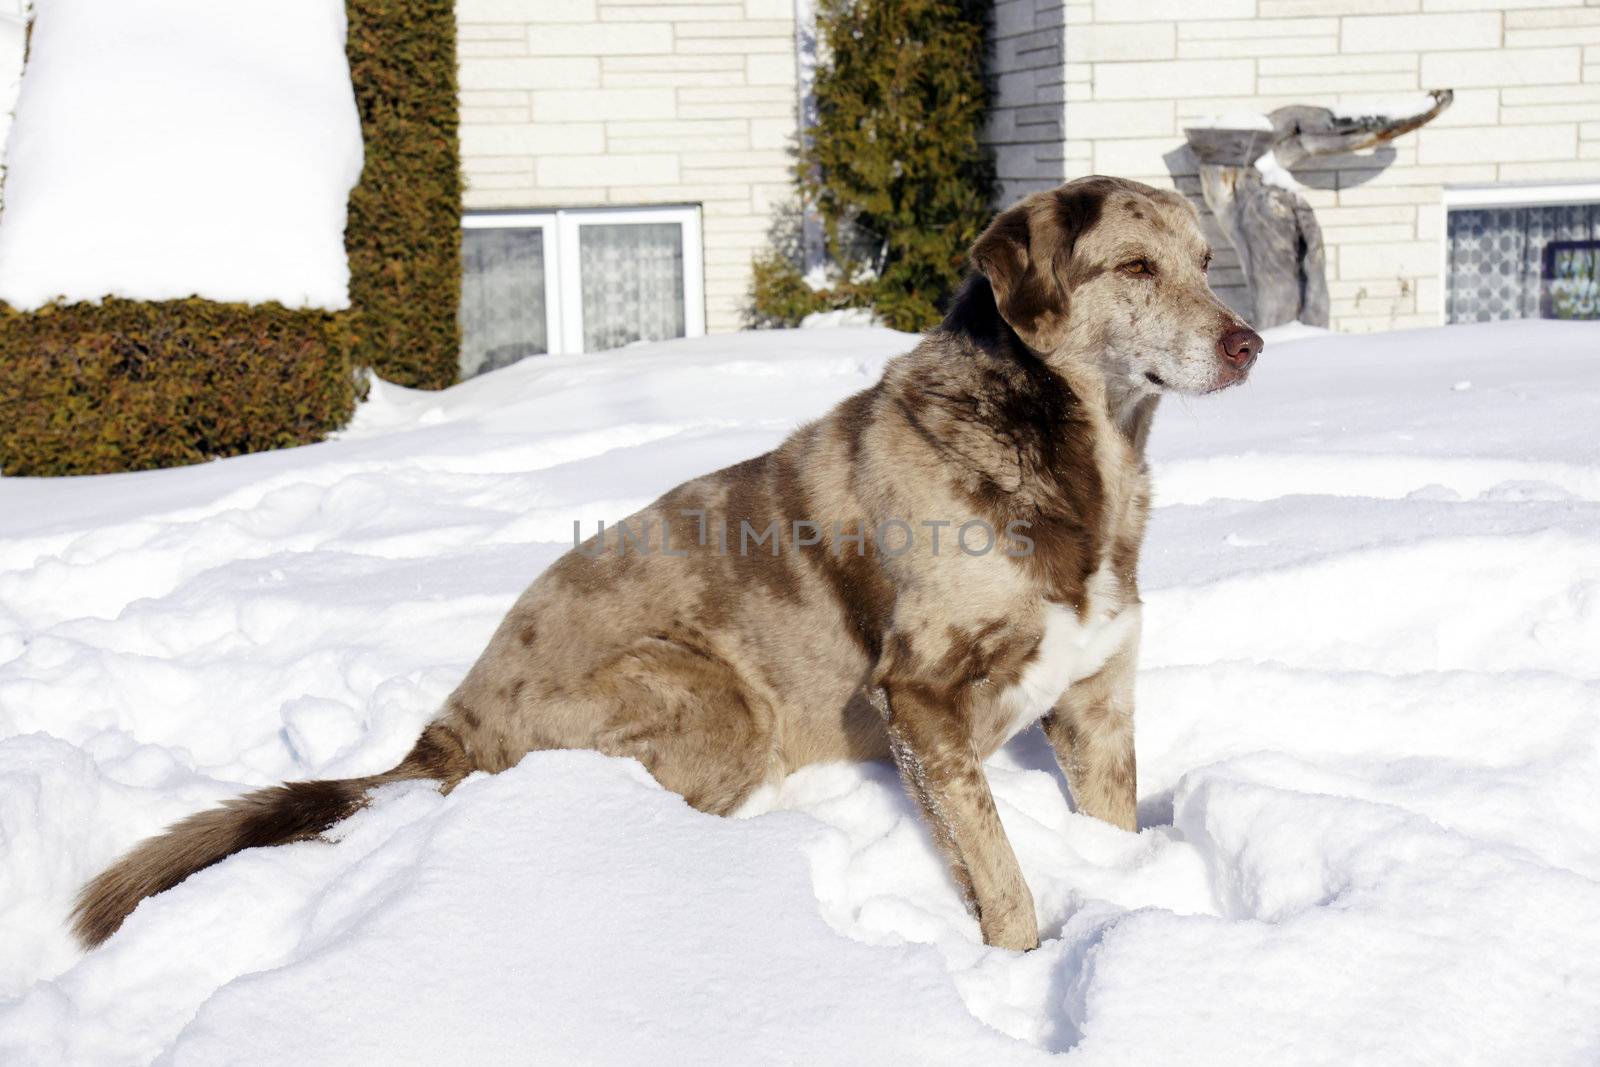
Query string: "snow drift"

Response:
xmin=1 ymin=320 xmax=1598 ymax=1063
xmin=0 ymin=0 xmax=362 ymax=311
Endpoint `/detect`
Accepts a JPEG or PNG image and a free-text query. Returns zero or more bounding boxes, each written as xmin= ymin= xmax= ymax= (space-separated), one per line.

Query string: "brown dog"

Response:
xmin=73 ymin=176 xmax=1261 ymax=952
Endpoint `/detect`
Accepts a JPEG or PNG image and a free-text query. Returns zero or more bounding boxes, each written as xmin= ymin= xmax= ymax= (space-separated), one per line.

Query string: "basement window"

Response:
xmin=460 ymin=205 xmax=705 ymax=377
xmin=1444 ymin=186 xmax=1600 ymax=324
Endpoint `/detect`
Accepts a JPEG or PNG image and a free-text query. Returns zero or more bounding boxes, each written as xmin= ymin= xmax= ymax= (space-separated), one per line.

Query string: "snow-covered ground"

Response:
xmin=1 ymin=320 xmax=1598 ymax=1064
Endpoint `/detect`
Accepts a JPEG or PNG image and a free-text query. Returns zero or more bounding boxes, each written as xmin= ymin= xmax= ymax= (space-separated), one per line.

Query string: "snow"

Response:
xmin=3 ymin=319 xmax=1600 ymax=1063
xmin=0 ymin=3 xmax=25 ymax=159
xmin=1253 ymin=149 xmax=1300 ymax=192
xmin=0 ymin=0 xmax=362 ymax=311
xmin=1331 ymin=93 xmax=1440 ymax=124
xmin=1259 ymin=320 xmax=1331 ymax=343
xmin=1190 ymin=110 xmax=1273 ymax=132
xmin=801 ymin=306 xmax=881 ymax=328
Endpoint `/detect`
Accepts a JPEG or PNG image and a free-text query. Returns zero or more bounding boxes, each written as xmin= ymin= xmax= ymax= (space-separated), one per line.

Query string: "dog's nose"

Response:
xmin=1218 ymin=327 xmax=1264 ymax=368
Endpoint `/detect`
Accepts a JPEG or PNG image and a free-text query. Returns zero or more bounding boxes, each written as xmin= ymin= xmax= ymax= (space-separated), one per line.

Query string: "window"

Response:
xmin=459 ymin=205 xmax=704 ymax=377
xmin=460 ymin=223 xmax=554 ymax=376
xmin=1443 ymin=185 xmax=1600 ymax=324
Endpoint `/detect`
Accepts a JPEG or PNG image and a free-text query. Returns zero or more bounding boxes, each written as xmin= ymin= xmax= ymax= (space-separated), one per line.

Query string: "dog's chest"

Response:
xmin=991 ymin=569 xmax=1140 ymax=747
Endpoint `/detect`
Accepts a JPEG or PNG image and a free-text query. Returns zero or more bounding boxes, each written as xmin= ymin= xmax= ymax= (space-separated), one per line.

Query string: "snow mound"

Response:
xmin=2 ymin=320 xmax=1599 ymax=1062
xmin=0 ymin=0 xmax=362 ymax=311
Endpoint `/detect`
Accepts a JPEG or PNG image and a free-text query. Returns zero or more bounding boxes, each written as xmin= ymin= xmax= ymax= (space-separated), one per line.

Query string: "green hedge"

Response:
xmin=345 ymin=0 xmax=461 ymax=390
xmin=0 ymin=300 xmax=359 ymax=477
xmin=0 ymin=0 xmax=460 ymax=476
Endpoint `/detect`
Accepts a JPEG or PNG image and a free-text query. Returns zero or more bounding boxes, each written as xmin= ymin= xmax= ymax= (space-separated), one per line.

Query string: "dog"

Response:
xmin=72 ymin=176 xmax=1261 ymax=952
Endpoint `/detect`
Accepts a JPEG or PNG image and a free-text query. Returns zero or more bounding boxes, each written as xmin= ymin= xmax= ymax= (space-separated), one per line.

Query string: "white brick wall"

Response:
xmin=457 ymin=0 xmax=799 ymax=334
xmin=458 ymin=1 xmax=1597 ymax=336
xmin=1062 ymin=0 xmax=1600 ymax=331
xmin=984 ymin=1 xmax=1070 ymax=204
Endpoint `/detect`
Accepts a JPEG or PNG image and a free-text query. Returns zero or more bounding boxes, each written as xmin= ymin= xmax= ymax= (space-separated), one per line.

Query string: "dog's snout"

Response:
xmin=1218 ymin=327 xmax=1263 ymax=368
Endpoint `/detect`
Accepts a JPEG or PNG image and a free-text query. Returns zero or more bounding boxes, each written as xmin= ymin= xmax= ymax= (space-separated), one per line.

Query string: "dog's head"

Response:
xmin=969 ymin=175 xmax=1262 ymax=395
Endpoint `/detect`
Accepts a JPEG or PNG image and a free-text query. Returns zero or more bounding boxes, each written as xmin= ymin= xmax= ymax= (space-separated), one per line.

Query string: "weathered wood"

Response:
xmin=1196 ymin=163 xmax=1330 ymax=328
xmin=1184 ymin=90 xmax=1453 ymax=329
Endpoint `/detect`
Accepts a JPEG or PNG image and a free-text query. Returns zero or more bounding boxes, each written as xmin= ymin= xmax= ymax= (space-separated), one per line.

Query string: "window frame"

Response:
xmin=1437 ymin=182 xmax=1600 ymax=324
xmin=461 ymin=210 xmax=563 ymax=362
xmin=462 ymin=204 xmax=705 ymax=358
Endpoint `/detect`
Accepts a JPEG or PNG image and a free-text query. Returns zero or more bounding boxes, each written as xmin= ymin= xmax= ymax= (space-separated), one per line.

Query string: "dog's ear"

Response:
xmin=969 ymin=201 xmax=1071 ymax=353
xmin=970 ymin=184 xmax=1108 ymax=353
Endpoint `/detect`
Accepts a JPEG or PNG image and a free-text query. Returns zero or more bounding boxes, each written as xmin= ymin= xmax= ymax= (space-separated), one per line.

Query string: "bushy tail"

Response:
xmin=71 ymin=722 xmax=473 ymax=949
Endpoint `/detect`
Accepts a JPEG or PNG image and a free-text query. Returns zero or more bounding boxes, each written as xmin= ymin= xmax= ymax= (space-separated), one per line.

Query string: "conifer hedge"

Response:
xmin=0 ymin=301 xmax=358 ymax=476
xmin=749 ymin=0 xmax=995 ymax=332
xmin=0 ymin=0 xmax=460 ymax=477
xmin=345 ymin=0 xmax=461 ymax=390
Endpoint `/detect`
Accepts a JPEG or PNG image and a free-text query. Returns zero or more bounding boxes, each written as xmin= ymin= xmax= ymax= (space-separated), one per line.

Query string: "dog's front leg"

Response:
xmin=873 ymin=682 xmax=1039 ymax=951
xmin=1041 ymin=644 xmax=1138 ymax=832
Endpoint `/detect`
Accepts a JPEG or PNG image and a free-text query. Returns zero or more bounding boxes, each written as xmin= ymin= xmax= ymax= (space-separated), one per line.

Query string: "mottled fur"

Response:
xmin=72 ymin=177 xmax=1260 ymax=951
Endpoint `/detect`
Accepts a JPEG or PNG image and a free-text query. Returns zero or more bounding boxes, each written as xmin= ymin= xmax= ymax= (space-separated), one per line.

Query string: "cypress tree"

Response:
xmin=749 ymin=0 xmax=996 ymax=332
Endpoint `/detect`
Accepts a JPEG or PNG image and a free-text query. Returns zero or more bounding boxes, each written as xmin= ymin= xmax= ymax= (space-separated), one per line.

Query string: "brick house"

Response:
xmin=456 ymin=0 xmax=1599 ymax=374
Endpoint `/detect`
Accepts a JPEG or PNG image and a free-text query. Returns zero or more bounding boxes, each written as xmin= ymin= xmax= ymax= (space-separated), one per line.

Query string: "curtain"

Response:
xmin=578 ymin=222 xmax=685 ymax=352
xmin=460 ymin=227 xmax=548 ymax=378
xmin=1446 ymin=203 xmax=1600 ymax=323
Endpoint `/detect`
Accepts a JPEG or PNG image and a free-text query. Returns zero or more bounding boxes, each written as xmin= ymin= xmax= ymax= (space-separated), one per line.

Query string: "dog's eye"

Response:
xmin=1121 ymin=259 xmax=1154 ymax=276
xmin=1201 ymin=252 xmax=1213 ymax=271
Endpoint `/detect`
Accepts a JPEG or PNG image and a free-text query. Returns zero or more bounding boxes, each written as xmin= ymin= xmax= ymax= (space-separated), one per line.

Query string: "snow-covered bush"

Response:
xmin=0 ymin=0 xmax=460 ymax=475
xmin=0 ymin=0 xmax=364 ymax=312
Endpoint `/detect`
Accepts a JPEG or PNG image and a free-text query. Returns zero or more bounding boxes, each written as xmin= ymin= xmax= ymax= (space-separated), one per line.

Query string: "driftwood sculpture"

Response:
xmin=1184 ymin=90 xmax=1454 ymax=329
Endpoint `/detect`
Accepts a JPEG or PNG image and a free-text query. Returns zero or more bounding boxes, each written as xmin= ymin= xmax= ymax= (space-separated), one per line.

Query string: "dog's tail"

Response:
xmin=71 ymin=722 xmax=473 ymax=949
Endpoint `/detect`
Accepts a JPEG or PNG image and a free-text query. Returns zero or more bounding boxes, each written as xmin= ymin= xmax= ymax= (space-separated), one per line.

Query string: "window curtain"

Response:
xmin=578 ymin=222 xmax=685 ymax=352
xmin=1446 ymin=203 xmax=1600 ymax=323
xmin=460 ymin=227 xmax=548 ymax=378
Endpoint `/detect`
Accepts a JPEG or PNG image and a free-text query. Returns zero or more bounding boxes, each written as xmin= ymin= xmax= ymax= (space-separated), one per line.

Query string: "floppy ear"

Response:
xmin=971 ymin=181 xmax=1115 ymax=353
xmin=968 ymin=202 xmax=1071 ymax=353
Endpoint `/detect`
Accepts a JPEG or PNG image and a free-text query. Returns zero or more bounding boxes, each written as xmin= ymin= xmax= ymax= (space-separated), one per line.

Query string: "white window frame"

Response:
xmin=462 ymin=211 xmax=563 ymax=358
xmin=1436 ymin=182 xmax=1600 ymax=323
xmin=462 ymin=204 xmax=705 ymax=357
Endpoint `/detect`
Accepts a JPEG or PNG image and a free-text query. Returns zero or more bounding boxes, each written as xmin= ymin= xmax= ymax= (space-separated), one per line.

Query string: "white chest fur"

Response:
xmin=994 ymin=569 xmax=1140 ymax=746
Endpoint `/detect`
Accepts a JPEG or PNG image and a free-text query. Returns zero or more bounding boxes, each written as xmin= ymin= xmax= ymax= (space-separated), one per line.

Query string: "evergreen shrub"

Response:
xmin=0 ymin=300 xmax=358 ymax=477
xmin=749 ymin=0 xmax=996 ymax=332
xmin=345 ymin=0 xmax=461 ymax=390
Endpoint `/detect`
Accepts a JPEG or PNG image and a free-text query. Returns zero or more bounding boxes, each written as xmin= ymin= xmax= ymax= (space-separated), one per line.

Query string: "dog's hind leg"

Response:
xmin=587 ymin=637 xmax=776 ymax=817
xmin=1042 ymin=645 xmax=1137 ymax=833
xmin=875 ymin=684 xmax=1039 ymax=952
